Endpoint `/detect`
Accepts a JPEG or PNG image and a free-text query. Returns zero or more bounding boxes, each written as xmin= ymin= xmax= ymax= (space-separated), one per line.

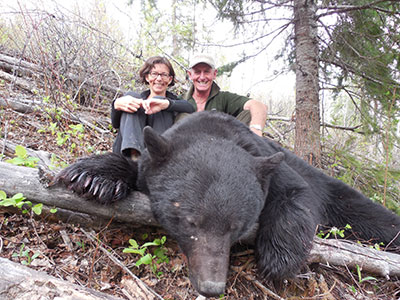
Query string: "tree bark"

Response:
xmin=293 ymin=0 xmax=321 ymax=167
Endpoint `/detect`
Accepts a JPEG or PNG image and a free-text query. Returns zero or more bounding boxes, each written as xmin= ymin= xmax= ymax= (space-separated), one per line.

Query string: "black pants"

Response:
xmin=114 ymin=108 xmax=175 ymax=156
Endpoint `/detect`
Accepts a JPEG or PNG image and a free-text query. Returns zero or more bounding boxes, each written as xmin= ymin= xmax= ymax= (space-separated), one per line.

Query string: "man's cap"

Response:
xmin=189 ymin=54 xmax=216 ymax=69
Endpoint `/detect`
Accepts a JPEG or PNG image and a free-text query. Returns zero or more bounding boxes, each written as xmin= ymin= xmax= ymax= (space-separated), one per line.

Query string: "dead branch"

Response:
xmin=309 ymin=237 xmax=400 ymax=278
xmin=268 ymin=115 xmax=363 ymax=133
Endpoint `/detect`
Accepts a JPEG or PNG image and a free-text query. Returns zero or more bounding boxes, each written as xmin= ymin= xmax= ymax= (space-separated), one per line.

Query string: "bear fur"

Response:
xmin=55 ymin=111 xmax=400 ymax=297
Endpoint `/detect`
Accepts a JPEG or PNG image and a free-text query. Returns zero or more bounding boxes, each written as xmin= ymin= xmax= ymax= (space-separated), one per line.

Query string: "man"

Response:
xmin=185 ymin=54 xmax=267 ymax=136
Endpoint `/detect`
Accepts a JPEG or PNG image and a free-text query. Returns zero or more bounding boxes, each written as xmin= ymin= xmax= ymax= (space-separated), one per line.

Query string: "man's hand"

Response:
xmin=114 ymin=95 xmax=144 ymax=113
xmin=250 ymin=126 xmax=264 ymax=137
xmin=142 ymin=97 xmax=170 ymax=115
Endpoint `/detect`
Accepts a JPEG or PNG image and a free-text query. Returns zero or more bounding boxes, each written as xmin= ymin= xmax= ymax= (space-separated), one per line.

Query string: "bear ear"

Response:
xmin=254 ymin=152 xmax=284 ymax=192
xmin=143 ymin=126 xmax=171 ymax=162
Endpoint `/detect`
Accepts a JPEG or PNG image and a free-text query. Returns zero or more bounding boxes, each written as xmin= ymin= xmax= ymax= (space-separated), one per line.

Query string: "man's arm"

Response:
xmin=243 ymin=99 xmax=268 ymax=136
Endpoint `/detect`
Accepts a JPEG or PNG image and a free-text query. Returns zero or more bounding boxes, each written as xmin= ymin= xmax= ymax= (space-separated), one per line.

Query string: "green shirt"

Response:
xmin=185 ymin=82 xmax=249 ymax=117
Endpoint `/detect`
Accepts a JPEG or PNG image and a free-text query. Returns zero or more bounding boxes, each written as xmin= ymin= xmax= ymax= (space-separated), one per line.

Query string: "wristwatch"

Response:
xmin=250 ymin=124 xmax=263 ymax=131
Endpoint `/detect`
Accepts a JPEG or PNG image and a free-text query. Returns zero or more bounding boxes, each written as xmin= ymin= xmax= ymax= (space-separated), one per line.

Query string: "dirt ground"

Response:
xmin=1 ymin=81 xmax=400 ymax=299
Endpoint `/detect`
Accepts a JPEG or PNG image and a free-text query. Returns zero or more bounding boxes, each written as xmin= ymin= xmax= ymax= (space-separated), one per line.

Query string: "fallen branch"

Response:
xmin=267 ymin=115 xmax=363 ymax=133
xmin=309 ymin=237 xmax=400 ymax=278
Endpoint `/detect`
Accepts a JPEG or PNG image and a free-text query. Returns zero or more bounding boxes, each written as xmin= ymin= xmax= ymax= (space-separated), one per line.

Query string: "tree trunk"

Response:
xmin=293 ymin=0 xmax=321 ymax=167
xmin=171 ymin=0 xmax=179 ymax=58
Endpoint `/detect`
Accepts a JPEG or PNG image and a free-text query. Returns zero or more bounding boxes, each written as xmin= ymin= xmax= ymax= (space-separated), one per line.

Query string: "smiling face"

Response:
xmin=145 ymin=63 xmax=173 ymax=97
xmin=188 ymin=63 xmax=217 ymax=95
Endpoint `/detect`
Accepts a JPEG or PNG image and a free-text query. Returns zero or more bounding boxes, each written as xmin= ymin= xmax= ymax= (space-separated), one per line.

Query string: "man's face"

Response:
xmin=188 ymin=63 xmax=217 ymax=94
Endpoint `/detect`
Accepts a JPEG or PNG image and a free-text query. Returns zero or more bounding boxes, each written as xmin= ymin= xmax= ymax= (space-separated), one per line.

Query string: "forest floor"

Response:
xmin=1 ymin=81 xmax=400 ymax=299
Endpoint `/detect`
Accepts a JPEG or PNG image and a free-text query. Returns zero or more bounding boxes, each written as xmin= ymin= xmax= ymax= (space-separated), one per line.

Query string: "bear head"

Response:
xmin=139 ymin=126 xmax=284 ymax=297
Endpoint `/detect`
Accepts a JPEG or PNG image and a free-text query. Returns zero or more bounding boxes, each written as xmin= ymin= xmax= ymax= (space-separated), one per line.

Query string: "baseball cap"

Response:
xmin=189 ymin=54 xmax=216 ymax=69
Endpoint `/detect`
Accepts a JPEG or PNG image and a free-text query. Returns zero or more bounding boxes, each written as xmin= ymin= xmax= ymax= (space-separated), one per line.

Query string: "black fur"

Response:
xmin=55 ymin=111 xmax=400 ymax=297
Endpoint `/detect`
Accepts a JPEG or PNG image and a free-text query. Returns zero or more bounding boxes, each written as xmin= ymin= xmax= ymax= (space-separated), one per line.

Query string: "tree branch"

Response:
xmin=317 ymin=0 xmax=400 ymax=19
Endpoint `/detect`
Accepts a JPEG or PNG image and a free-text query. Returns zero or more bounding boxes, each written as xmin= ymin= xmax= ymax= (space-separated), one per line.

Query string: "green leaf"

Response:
xmin=32 ymin=203 xmax=43 ymax=215
xmin=0 ymin=190 xmax=6 ymax=200
xmin=31 ymin=252 xmax=40 ymax=260
xmin=15 ymin=145 xmax=27 ymax=158
xmin=0 ymin=199 xmax=16 ymax=207
xmin=136 ymin=253 xmax=153 ymax=266
xmin=123 ymin=248 xmax=146 ymax=256
xmin=11 ymin=193 xmax=25 ymax=201
xmin=128 ymin=239 xmax=139 ymax=248
xmin=154 ymin=247 xmax=167 ymax=260
xmin=156 ymin=271 xmax=163 ymax=278
xmin=142 ymin=241 xmax=159 ymax=248
xmin=360 ymin=276 xmax=377 ymax=283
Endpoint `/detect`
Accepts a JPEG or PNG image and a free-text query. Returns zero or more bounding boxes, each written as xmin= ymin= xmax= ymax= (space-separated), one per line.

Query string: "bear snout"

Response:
xmin=186 ymin=234 xmax=231 ymax=297
xmin=196 ymin=280 xmax=226 ymax=298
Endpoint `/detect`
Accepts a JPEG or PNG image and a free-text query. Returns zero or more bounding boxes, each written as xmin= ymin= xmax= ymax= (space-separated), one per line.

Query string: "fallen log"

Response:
xmin=1 ymin=161 xmax=400 ymax=278
xmin=0 ymin=70 xmax=37 ymax=93
xmin=0 ymin=257 xmax=125 ymax=300
xmin=0 ymin=96 xmax=40 ymax=114
xmin=0 ymin=161 xmax=157 ymax=227
xmin=0 ymin=97 xmax=111 ymax=136
xmin=0 ymin=52 xmax=121 ymax=97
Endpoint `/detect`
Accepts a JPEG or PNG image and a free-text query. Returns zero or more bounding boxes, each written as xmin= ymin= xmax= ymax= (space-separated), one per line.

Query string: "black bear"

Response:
xmin=55 ymin=111 xmax=400 ymax=297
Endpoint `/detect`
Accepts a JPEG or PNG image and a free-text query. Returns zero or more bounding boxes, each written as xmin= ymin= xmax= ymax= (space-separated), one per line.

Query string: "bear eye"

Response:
xmin=185 ymin=216 xmax=198 ymax=228
xmin=230 ymin=223 xmax=239 ymax=231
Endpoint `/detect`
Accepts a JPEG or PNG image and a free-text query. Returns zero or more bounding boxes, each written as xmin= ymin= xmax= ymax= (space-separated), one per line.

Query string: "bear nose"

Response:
xmin=197 ymin=280 xmax=226 ymax=297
